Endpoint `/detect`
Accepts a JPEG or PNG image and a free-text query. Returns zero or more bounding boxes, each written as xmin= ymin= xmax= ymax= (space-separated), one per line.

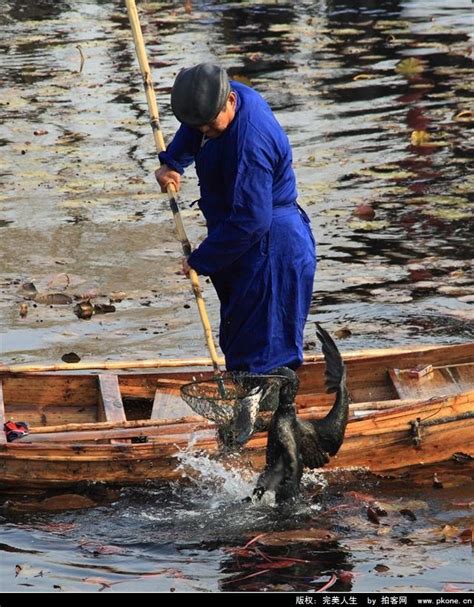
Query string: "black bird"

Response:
xmin=253 ymin=366 xmax=303 ymax=503
xmin=297 ymin=324 xmax=350 ymax=469
xmin=254 ymin=324 xmax=350 ymax=503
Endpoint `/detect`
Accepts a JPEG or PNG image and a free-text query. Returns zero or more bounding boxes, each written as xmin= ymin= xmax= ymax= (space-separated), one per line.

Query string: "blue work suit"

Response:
xmin=159 ymin=82 xmax=316 ymax=373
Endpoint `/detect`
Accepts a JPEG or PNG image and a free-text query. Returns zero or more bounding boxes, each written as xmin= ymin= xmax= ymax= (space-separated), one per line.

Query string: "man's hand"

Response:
xmin=181 ymin=257 xmax=192 ymax=277
xmin=155 ymin=165 xmax=181 ymax=193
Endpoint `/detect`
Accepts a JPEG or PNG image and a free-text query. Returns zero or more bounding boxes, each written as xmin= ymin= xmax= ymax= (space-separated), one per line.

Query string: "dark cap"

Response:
xmin=171 ymin=63 xmax=230 ymax=126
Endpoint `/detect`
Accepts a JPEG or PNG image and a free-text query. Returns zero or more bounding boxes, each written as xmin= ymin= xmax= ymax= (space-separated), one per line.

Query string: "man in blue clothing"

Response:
xmin=156 ymin=63 xmax=316 ymax=377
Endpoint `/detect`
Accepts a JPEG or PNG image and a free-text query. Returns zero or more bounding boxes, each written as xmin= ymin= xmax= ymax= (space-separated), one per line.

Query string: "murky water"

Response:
xmin=0 ymin=0 xmax=473 ymax=594
xmin=1 ymin=454 xmax=473 ymax=592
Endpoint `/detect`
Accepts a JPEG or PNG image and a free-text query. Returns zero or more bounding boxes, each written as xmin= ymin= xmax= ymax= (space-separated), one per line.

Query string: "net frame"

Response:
xmin=180 ymin=372 xmax=289 ymax=426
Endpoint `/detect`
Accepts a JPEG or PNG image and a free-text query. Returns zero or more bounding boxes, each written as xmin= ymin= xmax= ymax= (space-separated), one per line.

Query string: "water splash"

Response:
xmin=175 ymin=438 xmax=257 ymax=507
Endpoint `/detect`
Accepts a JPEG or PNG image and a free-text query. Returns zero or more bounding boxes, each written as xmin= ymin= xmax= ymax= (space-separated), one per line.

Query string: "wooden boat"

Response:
xmin=1 ymin=342 xmax=473 ymax=490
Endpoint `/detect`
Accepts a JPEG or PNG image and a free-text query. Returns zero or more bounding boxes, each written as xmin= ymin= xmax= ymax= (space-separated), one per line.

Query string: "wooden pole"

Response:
xmin=0 ymin=357 xmax=226 ymax=374
xmin=124 ymin=0 xmax=221 ymax=376
xmin=3 ymin=342 xmax=469 ymax=374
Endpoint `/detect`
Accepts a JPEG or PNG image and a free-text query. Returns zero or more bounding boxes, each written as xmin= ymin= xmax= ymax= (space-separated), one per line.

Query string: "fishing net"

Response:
xmin=180 ymin=373 xmax=287 ymax=428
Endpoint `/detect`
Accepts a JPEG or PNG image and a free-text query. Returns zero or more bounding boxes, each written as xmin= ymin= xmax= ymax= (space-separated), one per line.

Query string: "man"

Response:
xmin=156 ymin=63 xmax=316 ymax=375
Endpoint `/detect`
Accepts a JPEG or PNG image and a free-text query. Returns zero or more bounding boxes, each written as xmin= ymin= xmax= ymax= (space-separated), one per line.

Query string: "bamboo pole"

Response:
xmin=124 ymin=0 xmax=221 ymax=377
xmin=28 ymin=416 xmax=213 ymax=436
xmin=0 ymin=357 xmax=224 ymax=374
xmin=1 ymin=342 xmax=472 ymax=374
xmin=26 ymin=399 xmax=420 ymax=436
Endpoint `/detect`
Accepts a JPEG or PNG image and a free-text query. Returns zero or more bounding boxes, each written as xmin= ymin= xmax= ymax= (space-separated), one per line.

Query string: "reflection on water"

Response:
xmin=0 ymin=0 xmax=473 ymax=590
xmin=1 ymin=462 xmax=473 ymax=592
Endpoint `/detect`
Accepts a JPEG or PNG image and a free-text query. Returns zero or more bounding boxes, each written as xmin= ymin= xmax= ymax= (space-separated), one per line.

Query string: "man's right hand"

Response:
xmin=155 ymin=165 xmax=181 ymax=193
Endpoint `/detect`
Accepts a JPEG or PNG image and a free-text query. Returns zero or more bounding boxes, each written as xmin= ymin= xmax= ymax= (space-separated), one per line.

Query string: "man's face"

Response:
xmin=195 ymin=92 xmax=237 ymax=139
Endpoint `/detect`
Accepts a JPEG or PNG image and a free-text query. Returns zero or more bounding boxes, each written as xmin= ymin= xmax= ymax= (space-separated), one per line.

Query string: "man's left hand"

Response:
xmin=182 ymin=258 xmax=192 ymax=277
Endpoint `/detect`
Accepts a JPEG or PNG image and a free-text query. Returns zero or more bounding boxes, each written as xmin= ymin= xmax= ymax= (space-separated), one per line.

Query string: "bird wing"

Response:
xmin=297 ymin=418 xmax=330 ymax=469
xmin=316 ymin=323 xmax=345 ymax=394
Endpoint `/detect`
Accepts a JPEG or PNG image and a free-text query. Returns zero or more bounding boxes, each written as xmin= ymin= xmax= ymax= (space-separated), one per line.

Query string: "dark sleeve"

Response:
xmin=187 ymin=137 xmax=274 ymax=276
xmin=158 ymin=124 xmax=201 ymax=175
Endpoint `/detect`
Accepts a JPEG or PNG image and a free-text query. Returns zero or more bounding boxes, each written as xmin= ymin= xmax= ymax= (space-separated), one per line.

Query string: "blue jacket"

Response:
xmin=159 ymin=82 xmax=316 ymax=373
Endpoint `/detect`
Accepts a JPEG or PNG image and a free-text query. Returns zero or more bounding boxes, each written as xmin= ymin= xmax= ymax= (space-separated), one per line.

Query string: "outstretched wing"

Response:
xmin=297 ymin=418 xmax=330 ymax=469
xmin=316 ymin=323 xmax=345 ymax=394
xmin=314 ymin=323 xmax=350 ymax=456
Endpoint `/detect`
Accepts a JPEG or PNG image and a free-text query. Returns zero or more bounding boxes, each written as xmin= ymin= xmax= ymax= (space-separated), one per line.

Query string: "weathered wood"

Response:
xmin=6 ymin=405 xmax=97 ymax=427
xmin=29 ymin=415 xmax=211 ymax=435
xmin=20 ymin=424 xmax=215 ymax=444
xmin=0 ymin=342 xmax=473 ymax=489
xmin=2 ymin=341 xmax=473 ymax=375
xmin=2 ymin=416 xmax=472 ymax=488
xmin=1 ymin=375 xmax=98 ymax=407
xmin=98 ymin=374 xmax=129 ymax=445
xmin=446 ymin=363 xmax=474 ymax=389
xmin=98 ymin=375 xmax=126 ymax=423
xmin=151 ymin=386 xmax=194 ymax=420
xmin=0 ymin=358 xmax=225 ymax=374
xmin=389 ymin=364 xmax=474 ymax=400
xmin=0 ymin=380 xmax=6 ymax=445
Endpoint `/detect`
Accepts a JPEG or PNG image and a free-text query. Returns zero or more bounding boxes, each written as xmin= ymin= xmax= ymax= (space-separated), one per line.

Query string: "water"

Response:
xmin=0 ymin=0 xmax=473 ymax=593
xmin=1 ymin=455 xmax=473 ymax=592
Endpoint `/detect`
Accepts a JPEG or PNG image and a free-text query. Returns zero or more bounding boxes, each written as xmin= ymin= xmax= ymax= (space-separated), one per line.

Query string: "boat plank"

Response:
xmin=151 ymin=387 xmax=195 ymax=420
xmin=1 ymin=375 xmax=99 ymax=407
xmin=98 ymin=374 xmax=129 ymax=445
xmin=389 ymin=368 xmax=463 ymax=400
xmin=448 ymin=363 xmax=474 ymax=389
xmin=98 ymin=375 xmax=126 ymax=423
xmin=331 ymin=418 xmax=474 ymax=470
xmin=7 ymin=405 xmax=98 ymax=427
xmin=120 ymin=372 xmax=210 ymax=400
xmin=20 ymin=422 xmax=215 ymax=443
xmin=344 ymin=394 xmax=473 ymax=436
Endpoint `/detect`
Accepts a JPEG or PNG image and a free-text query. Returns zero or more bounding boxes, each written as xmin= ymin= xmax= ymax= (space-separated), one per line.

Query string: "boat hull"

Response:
xmin=1 ymin=342 xmax=473 ymax=489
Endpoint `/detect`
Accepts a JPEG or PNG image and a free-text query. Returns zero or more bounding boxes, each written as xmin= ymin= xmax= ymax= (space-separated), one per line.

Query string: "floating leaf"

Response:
xmin=348 ymin=220 xmax=389 ymax=231
xmin=443 ymin=583 xmax=464 ymax=593
xmin=34 ymin=293 xmax=72 ymax=305
xmin=453 ymin=110 xmax=474 ymax=122
xmin=367 ymin=506 xmax=381 ymax=525
xmin=19 ymin=282 xmax=38 ymax=297
xmin=46 ymin=273 xmax=70 ymax=290
xmin=93 ymin=303 xmax=116 ymax=315
xmin=354 ymin=204 xmax=375 ymax=219
xmin=109 ymin=291 xmax=126 ymax=303
xmin=255 ymin=528 xmax=337 ymax=546
xmin=74 ymin=300 xmax=93 ymax=319
xmin=458 ymin=529 xmax=472 ymax=543
xmin=335 ymin=327 xmax=352 ymax=339
xmin=79 ymin=540 xmax=126 ymax=555
xmin=353 ymin=73 xmax=374 ymax=81
xmin=396 ymin=57 xmax=425 ymax=76
xmin=411 ymin=130 xmax=430 ymax=145
xmin=61 ymin=352 xmax=81 ymax=363
xmin=400 ymin=508 xmax=417 ymax=521
xmin=82 ymin=577 xmax=113 ymax=589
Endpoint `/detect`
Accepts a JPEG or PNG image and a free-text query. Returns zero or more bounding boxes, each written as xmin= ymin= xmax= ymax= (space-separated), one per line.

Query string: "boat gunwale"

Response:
xmin=2 ymin=389 xmax=472 ymax=454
